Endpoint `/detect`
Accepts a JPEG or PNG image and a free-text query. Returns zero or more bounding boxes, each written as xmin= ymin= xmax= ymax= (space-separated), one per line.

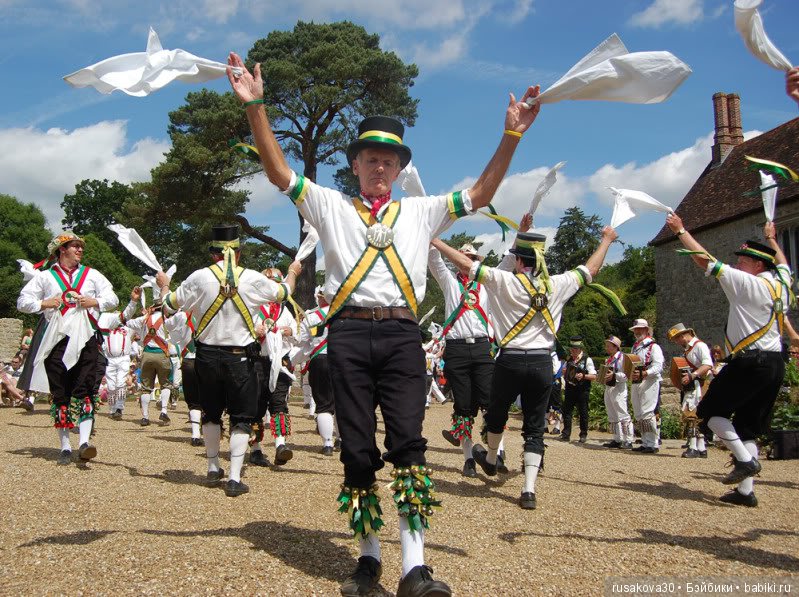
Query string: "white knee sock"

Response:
xmin=689 ymin=436 xmax=698 ymax=450
xmin=140 ymin=393 xmax=150 ymax=418
xmin=359 ymin=534 xmax=381 ymax=561
xmin=707 ymin=416 xmax=751 ymax=462
xmin=317 ymin=412 xmax=334 ymax=446
xmin=461 ymin=436 xmax=474 ymax=460
xmin=498 ymin=435 xmax=506 ymax=454
xmin=78 ymin=418 xmax=93 ymax=446
xmin=399 ymin=515 xmax=425 ymax=578
xmin=189 ymin=409 xmax=202 ymax=439
xmin=275 ymin=434 xmax=286 ymax=448
xmin=523 ymin=452 xmax=542 ymax=493
xmin=697 ymin=435 xmax=706 ymax=452
xmin=643 ymin=430 xmax=658 ymax=448
xmin=117 ymin=389 xmax=126 ymax=412
xmin=58 ymin=428 xmax=71 ymax=452
xmin=229 ymin=430 xmax=249 ymax=483
xmin=737 ymin=441 xmax=759 ymax=495
xmin=486 ymin=431 xmax=503 ymax=465
xmin=204 ymin=423 xmax=222 ymax=473
xmin=308 ymin=397 xmax=316 ymax=416
xmin=160 ymin=389 xmax=170 ymax=413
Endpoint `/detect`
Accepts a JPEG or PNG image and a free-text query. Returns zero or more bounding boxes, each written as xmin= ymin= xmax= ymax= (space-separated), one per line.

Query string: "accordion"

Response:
xmin=624 ymin=354 xmax=645 ymax=384
xmin=670 ymin=356 xmax=694 ymax=390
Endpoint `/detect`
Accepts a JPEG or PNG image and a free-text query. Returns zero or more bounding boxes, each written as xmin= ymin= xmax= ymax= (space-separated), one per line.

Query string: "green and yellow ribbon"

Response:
xmin=745 ymin=156 xmax=799 ymax=182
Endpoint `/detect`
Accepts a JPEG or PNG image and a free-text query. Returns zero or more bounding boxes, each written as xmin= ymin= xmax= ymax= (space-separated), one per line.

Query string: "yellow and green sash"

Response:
xmin=499 ymin=273 xmax=557 ymax=347
xmin=195 ymin=264 xmax=256 ymax=340
xmin=326 ymin=200 xmax=417 ymax=320
xmin=725 ymin=277 xmax=785 ymax=356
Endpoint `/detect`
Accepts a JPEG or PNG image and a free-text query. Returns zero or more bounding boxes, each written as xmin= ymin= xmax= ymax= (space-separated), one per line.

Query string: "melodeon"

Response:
xmin=670 ymin=356 xmax=694 ymax=390
xmin=623 ymin=353 xmax=644 ymax=383
xmin=597 ymin=363 xmax=614 ymax=386
xmin=565 ymin=361 xmax=586 ymax=385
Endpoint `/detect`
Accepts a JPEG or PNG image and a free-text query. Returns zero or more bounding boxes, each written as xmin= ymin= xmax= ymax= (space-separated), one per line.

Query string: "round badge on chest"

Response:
xmin=464 ymin=290 xmax=478 ymax=309
xmin=62 ymin=290 xmax=79 ymax=307
xmin=366 ymin=223 xmax=394 ymax=249
xmin=531 ymin=293 xmax=549 ymax=309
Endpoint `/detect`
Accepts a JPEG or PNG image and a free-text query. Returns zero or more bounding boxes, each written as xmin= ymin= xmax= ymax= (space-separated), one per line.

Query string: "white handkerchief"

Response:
xmin=64 ymin=28 xmax=241 ymax=96
xmin=734 ymin=0 xmax=792 ymax=72
xmin=759 ymin=171 xmax=778 ymax=222
xmin=295 ymin=219 xmax=320 ymax=262
xmin=17 ymin=259 xmax=38 ymax=282
xmin=418 ymin=306 xmax=436 ymax=327
xmin=108 ymin=223 xmax=162 ymax=271
xmin=397 ymin=161 xmax=427 ymax=197
xmin=608 ymin=187 xmax=672 ymax=228
xmin=529 ymin=33 xmax=691 ymax=106
xmin=529 ymin=161 xmax=566 ymax=218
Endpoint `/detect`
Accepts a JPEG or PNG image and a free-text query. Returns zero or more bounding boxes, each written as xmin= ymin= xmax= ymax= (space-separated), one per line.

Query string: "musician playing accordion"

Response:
xmin=666 ymin=323 xmax=712 ymax=458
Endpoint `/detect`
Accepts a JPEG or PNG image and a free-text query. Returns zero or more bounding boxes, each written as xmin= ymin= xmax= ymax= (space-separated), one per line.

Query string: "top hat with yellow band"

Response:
xmin=734 ymin=240 xmax=776 ymax=268
xmin=509 ymin=232 xmax=547 ymax=259
xmin=209 ymin=224 xmax=240 ymax=252
xmin=346 ymin=116 xmax=412 ymax=169
xmin=667 ymin=322 xmax=694 ymax=341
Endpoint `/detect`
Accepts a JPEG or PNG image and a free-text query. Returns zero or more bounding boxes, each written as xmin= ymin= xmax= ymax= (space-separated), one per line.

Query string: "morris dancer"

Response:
xmin=666 ymin=323 xmax=712 ymax=458
xmin=96 ymin=288 xmax=139 ymax=419
xmin=126 ymin=295 xmax=174 ymax=426
xmin=296 ymin=286 xmax=338 ymax=455
xmin=434 ymin=225 xmax=617 ymax=510
xmin=628 ymin=318 xmax=664 ymax=454
xmin=17 ymin=232 xmax=118 ymax=464
xmin=250 ymin=267 xmax=298 ymax=468
xmin=559 ymin=336 xmax=596 ymax=443
xmin=601 ymin=335 xmax=633 ymax=449
xmin=157 ymin=225 xmax=300 ymax=497
xmin=164 ymin=310 xmax=203 ymax=446
xmin=667 ymin=216 xmax=789 ymax=507
xmin=228 ymin=49 xmax=541 ymax=596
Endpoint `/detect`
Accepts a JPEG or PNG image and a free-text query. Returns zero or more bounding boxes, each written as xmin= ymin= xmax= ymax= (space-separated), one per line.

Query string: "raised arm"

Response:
xmin=764 ymin=221 xmax=788 ymax=266
xmin=666 ymin=213 xmax=711 ymax=270
xmin=468 ymin=87 xmax=541 ymax=210
xmin=584 ymin=226 xmax=618 ymax=278
xmin=431 ymin=239 xmax=473 ymax=277
xmin=787 ymin=67 xmax=799 ymax=106
xmin=227 ymin=53 xmax=292 ymax=192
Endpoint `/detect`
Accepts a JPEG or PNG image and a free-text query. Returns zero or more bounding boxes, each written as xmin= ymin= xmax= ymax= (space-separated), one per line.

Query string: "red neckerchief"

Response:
xmin=361 ymin=191 xmax=392 ymax=218
xmin=268 ymin=302 xmax=281 ymax=321
xmin=56 ymin=263 xmax=79 ymax=281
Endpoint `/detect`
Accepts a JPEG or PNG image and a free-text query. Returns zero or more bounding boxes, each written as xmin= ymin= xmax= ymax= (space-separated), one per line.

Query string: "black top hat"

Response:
xmin=734 ymin=240 xmax=776 ymax=268
xmin=209 ymin=224 xmax=240 ymax=252
xmin=346 ymin=116 xmax=412 ymax=169
xmin=508 ymin=231 xmax=547 ymax=259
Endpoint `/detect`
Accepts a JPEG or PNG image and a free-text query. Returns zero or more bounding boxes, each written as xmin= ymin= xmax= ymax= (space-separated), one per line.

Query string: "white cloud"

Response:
xmin=0 ymin=121 xmax=169 ymax=227
xmin=628 ymin=0 xmax=704 ymax=28
xmin=407 ymin=34 xmax=470 ymax=71
xmin=202 ymin=0 xmax=238 ymax=23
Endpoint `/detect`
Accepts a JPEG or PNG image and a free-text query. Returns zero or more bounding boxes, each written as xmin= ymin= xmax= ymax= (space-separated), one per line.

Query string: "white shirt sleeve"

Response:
xmin=17 ymin=274 xmax=47 ymax=314
xmin=647 ymin=343 xmax=664 ymax=377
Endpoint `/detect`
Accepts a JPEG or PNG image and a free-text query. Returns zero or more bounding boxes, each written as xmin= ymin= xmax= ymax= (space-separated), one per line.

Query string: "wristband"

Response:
xmin=243 ymin=99 xmax=264 ymax=107
xmin=676 ymin=228 xmax=686 ymax=236
xmin=504 ymin=129 xmax=523 ymax=138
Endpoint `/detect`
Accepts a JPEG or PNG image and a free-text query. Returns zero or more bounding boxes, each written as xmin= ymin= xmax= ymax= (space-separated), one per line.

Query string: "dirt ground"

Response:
xmin=0 ymin=398 xmax=797 ymax=596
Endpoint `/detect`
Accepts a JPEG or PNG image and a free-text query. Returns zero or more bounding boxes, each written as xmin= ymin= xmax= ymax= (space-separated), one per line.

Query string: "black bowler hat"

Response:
xmin=734 ymin=239 xmax=776 ymax=268
xmin=346 ymin=116 xmax=412 ymax=168
xmin=209 ymin=224 xmax=240 ymax=252
xmin=569 ymin=336 xmax=584 ymax=349
xmin=508 ymin=231 xmax=547 ymax=259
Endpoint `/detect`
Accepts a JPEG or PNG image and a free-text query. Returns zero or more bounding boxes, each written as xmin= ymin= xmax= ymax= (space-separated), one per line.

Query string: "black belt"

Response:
xmin=728 ymin=349 xmax=782 ymax=361
xmin=195 ymin=341 xmax=257 ymax=355
xmin=447 ymin=337 xmax=489 ymax=345
xmin=337 ymin=306 xmax=417 ymax=323
xmin=499 ymin=347 xmax=551 ymax=356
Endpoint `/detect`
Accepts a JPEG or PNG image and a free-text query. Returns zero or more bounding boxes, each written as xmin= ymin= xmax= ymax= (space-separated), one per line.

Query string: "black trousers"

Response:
xmin=308 ymin=354 xmax=335 ymax=415
xmin=44 ymin=336 xmax=99 ymax=406
xmin=181 ymin=358 xmax=201 ymax=410
xmin=562 ymin=383 xmax=590 ymax=438
xmin=255 ymin=356 xmax=292 ymax=419
xmin=93 ymin=352 xmax=108 ymax=395
xmin=327 ymin=317 xmax=427 ymax=487
xmin=697 ymin=351 xmax=784 ymax=441
xmin=485 ymin=352 xmax=552 ymax=455
xmin=195 ymin=343 xmax=259 ymax=428
xmin=443 ymin=339 xmax=494 ymax=418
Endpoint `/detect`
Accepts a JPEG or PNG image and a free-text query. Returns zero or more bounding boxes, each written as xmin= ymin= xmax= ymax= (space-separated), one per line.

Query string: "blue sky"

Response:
xmin=0 ymin=0 xmax=797 ymax=265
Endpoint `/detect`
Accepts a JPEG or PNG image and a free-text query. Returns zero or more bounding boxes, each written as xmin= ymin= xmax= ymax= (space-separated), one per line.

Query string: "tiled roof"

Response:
xmin=651 ymin=117 xmax=799 ymax=246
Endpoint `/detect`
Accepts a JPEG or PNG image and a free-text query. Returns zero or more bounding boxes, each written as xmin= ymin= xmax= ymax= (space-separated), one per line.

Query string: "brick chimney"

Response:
xmin=711 ymin=92 xmax=744 ymax=165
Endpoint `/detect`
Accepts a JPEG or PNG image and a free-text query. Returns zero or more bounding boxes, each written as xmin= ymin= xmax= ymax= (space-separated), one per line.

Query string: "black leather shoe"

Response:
xmin=722 ymin=457 xmax=761 ymax=485
xmin=719 ymin=488 xmax=758 ymax=507
xmin=578 ymin=435 xmax=588 ymax=444
xmin=699 ymin=450 xmax=708 ymax=458
xmin=620 ymin=442 xmax=633 ymax=450
xmin=274 ymin=444 xmax=293 ymax=465
xmin=249 ymin=449 xmax=271 ymax=467
xmin=159 ymin=412 xmax=171 ymax=425
xmin=190 ymin=437 xmax=204 ymax=447
xmin=340 ymin=555 xmax=382 ymax=596
xmin=321 ymin=446 xmax=334 ymax=456
xmin=396 ymin=565 xmax=451 ymax=597
xmin=682 ymin=448 xmax=700 ymax=458
xmin=519 ymin=491 xmax=536 ymax=510
xmin=20 ymin=399 xmax=34 ymax=412
xmin=140 ymin=418 xmax=150 ymax=427
xmin=111 ymin=409 xmax=122 ymax=420
xmin=224 ymin=479 xmax=250 ymax=497
xmin=471 ymin=444 xmax=497 ymax=477
xmin=640 ymin=446 xmax=659 ymax=454
xmin=441 ymin=429 xmax=459 ymax=447
xmin=462 ymin=458 xmax=477 ymax=478
xmin=496 ymin=453 xmax=509 ymax=474
xmin=334 ymin=437 xmax=342 ymax=452
xmin=78 ymin=443 xmax=97 ymax=461
xmin=603 ymin=440 xmax=622 ymax=448
xmin=557 ymin=435 xmax=570 ymax=442
xmin=205 ymin=468 xmax=225 ymax=487
xmin=57 ymin=450 xmax=72 ymax=465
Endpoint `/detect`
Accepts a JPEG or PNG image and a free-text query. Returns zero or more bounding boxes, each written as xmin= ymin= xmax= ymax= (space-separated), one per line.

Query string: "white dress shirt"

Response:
xmin=17 ymin=264 xmax=118 ymax=322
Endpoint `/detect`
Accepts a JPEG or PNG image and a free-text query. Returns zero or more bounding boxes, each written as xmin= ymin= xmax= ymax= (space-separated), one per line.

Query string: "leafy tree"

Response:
xmin=545 ymin=207 xmax=602 ymax=274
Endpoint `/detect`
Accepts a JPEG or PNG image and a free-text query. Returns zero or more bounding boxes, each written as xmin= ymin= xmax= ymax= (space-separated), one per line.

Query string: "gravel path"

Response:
xmin=0 ymin=400 xmax=797 ymax=596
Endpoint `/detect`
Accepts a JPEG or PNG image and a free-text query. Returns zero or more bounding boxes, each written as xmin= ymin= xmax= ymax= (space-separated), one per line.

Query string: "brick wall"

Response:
xmin=0 ymin=318 xmax=23 ymax=362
